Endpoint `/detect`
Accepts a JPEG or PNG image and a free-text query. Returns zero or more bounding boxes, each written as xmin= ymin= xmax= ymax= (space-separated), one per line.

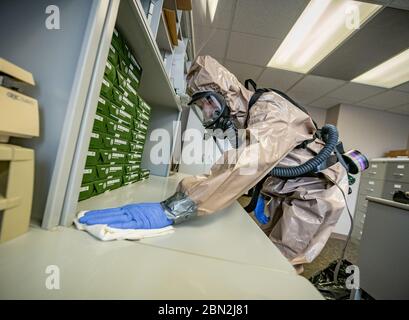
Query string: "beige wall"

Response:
xmin=304 ymin=105 xmax=327 ymax=128
xmin=335 ymin=104 xmax=409 ymax=159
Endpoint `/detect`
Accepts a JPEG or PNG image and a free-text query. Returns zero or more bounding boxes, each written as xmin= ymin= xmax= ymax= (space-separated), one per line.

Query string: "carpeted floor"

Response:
xmin=237 ymin=196 xmax=360 ymax=279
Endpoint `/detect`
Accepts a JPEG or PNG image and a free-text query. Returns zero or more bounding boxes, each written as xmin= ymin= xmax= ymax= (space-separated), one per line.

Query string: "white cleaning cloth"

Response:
xmin=74 ymin=211 xmax=175 ymax=241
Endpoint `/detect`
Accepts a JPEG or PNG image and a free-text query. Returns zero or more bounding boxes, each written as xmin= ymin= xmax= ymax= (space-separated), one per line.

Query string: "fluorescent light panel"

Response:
xmin=352 ymin=48 xmax=409 ymax=88
xmin=268 ymin=0 xmax=381 ymax=73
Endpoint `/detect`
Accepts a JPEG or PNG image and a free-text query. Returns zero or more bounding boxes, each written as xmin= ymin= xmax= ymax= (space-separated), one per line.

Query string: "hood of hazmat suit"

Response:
xmin=161 ymin=55 xmax=348 ymax=268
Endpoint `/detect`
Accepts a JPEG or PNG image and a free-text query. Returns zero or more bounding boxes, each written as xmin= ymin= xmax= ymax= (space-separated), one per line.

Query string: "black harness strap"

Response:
xmin=243 ymin=79 xmax=321 ymax=213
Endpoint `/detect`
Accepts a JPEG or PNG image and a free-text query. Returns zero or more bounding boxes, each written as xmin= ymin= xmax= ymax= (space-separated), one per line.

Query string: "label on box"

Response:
xmin=397 ymin=165 xmax=405 ymax=169
xmin=368 ymin=181 xmax=374 ymax=185
xmin=98 ymin=97 xmax=105 ymax=104
xmin=117 ymin=124 xmax=129 ymax=133
xmin=95 ymin=114 xmax=103 ymax=122
xmin=137 ymin=133 xmax=145 ymax=140
xmin=80 ymin=186 xmax=89 ymax=192
xmin=119 ymin=109 xmax=132 ymax=120
xmin=127 ymin=69 xmax=139 ymax=83
xmin=102 ymin=79 xmax=109 ymax=87
xmin=110 ymin=45 xmax=115 ymax=53
xmin=110 ymin=166 xmax=122 ymax=173
xmin=371 ymin=164 xmax=377 ymax=168
xmin=123 ymin=96 xmax=134 ymax=108
xmin=114 ymin=138 xmax=127 ymax=145
xmin=140 ymin=123 xmax=147 ymax=130
xmin=106 ymin=62 xmax=112 ymax=70
xmin=84 ymin=169 xmax=92 ymax=174
xmin=88 ymin=151 xmax=96 ymax=157
xmin=107 ymin=178 xmax=121 ymax=186
xmin=394 ymin=184 xmax=402 ymax=189
xmin=113 ymin=28 xmax=118 ymax=37
xmin=112 ymin=152 xmax=125 ymax=158
xmin=91 ymin=133 xmax=99 ymax=139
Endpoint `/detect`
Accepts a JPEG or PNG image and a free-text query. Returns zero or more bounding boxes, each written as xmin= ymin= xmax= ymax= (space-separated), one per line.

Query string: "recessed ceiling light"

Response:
xmin=267 ymin=0 xmax=381 ymax=73
xmin=351 ymin=48 xmax=409 ymax=88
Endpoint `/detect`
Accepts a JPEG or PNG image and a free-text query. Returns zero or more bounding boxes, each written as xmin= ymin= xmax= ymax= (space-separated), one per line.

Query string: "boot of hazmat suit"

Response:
xmin=162 ymin=56 xmax=348 ymax=272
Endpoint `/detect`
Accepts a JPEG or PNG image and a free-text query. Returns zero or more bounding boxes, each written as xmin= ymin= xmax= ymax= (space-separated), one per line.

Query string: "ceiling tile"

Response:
xmin=226 ymin=32 xmax=281 ymax=66
xmin=360 ymin=90 xmax=409 ymax=109
xmin=192 ymin=0 xmax=237 ymax=30
xmin=256 ymin=67 xmax=303 ymax=92
xmin=223 ymin=60 xmax=263 ymax=84
xmin=194 ymin=26 xmax=230 ymax=59
xmin=286 ymin=75 xmax=345 ymax=105
xmin=327 ymin=82 xmax=386 ymax=103
xmin=395 ymin=81 xmax=409 ymax=93
xmin=308 ymin=97 xmax=344 ymax=109
xmin=388 ymin=104 xmax=409 ymax=116
xmin=232 ymin=0 xmax=308 ymax=40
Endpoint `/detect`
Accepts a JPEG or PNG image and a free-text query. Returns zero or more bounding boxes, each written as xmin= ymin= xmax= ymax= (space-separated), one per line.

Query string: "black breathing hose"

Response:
xmin=270 ymin=124 xmax=339 ymax=178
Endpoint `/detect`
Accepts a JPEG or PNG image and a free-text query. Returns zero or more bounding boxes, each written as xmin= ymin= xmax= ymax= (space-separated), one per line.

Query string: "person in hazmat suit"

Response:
xmin=79 ymin=55 xmax=349 ymax=273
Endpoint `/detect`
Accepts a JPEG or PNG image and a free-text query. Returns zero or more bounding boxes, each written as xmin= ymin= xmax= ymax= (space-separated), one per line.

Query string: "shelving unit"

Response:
xmin=0 ymin=0 xmax=194 ymax=229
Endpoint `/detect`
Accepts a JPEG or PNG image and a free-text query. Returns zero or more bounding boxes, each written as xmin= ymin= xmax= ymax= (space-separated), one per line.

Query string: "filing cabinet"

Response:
xmin=352 ymin=159 xmax=409 ymax=241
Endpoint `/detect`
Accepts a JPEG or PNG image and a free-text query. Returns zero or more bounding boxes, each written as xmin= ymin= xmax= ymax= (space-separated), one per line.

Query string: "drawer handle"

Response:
xmin=393 ymin=173 xmax=404 ymax=177
xmin=366 ymin=188 xmax=374 ymax=192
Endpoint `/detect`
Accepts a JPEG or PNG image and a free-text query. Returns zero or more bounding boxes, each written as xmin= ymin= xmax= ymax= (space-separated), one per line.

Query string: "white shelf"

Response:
xmin=117 ymin=0 xmax=180 ymax=110
xmin=156 ymin=12 xmax=174 ymax=53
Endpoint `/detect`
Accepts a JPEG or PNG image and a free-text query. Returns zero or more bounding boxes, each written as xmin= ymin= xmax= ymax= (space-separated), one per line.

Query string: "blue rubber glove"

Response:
xmin=254 ymin=195 xmax=269 ymax=225
xmin=78 ymin=203 xmax=173 ymax=229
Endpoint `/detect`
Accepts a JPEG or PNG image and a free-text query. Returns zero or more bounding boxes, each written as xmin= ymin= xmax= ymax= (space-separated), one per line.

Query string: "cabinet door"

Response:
xmin=362 ymin=161 xmax=387 ymax=180
xmin=385 ymin=162 xmax=409 ymax=183
xmin=359 ymin=178 xmax=384 ymax=197
xmin=382 ymin=181 xmax=409 ymax=200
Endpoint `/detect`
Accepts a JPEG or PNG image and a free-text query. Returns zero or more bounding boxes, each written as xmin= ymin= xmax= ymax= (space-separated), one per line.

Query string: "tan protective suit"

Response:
xmin=176 ymin=56 xmax=348 ymax=269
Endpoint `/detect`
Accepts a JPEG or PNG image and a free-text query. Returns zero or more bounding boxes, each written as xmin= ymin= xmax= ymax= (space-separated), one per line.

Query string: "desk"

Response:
xmin=0 ymin=174 xmax=322 ymax=299
xmin=358 ymin=196 xmax=409 ymax=299
xmin=78 ymin=173 xmax=295 ymax=273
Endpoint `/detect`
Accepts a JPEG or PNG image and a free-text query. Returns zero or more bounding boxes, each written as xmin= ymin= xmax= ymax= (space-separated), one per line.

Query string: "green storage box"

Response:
xmin=124 ymin=163 xmax=141 ymax=174
xmin=106 ymin=177 xmax=122 ymax=190
xmin=102 ymin=134 xmax=130 ymax=152
xmin=116 ymin=68 xmax=128 ymax=89
xmin=92 ymin=112 xmax=106 ymax=133
xmin=82 ymin=166 xmax=97 ymax=183
xmin=111 ymin=89 xmax=136 ymax=118
xmin=138 ymin=110 xmax=150 ymax=124
xmin=127 ymin=152 xmax=142 ymax=163
xmin=108 ymin=164 xmax=124 ymax=178
xmin=123 ymin=172 xmax=140 ymax=184
xmin=140 ymin=169 xmax=150 ymax=180
xmin=104 ymin=60 xmax=117 ymax=85
xmin=100 ymin=150 xmax=127 ymax=164
xmin=89 ymin=131 xmax=103 ymax=149
xmin=100 ymin=76 xmax=114 ymax=101
xmin=109 ymin=113 xmax=131 ymax=129
xmin=138 ymin=97 xmax=151 ymax=115
xmin=96 ymin=164 xmax=110 ymax=179
xmin=97 ymin=96 xmax=110 ymax=117
xmin=86 ymin=149 xmax=100 ymax=166
xmin=109 ymin=102 xmax=133 ymax=123
xmin=106 ymin=118 xmax=132 ymax=140
xmin=108 ymin=44 xmax=119 ymax=66
xmin=111 ymin=27 xmax=124 ymax=57
xmin=94 ymin=180 xmax=108 ymax=195
xmin=119 ymin=59 xmax=140 ymax=90
xmin=78 ymin=183 xmax=94 ymax=201
xmin=129 ymin=141 xmax=143 ymax=153
xmin=125 ymin=47 xmax=142 ymax=78
xmin=120 ymin=81 xmax=139 ymax=106
xmin=133 ymin=119 xmax=148 ymax=133
xmin=96 ymin=164 xmax=124 ymax=179
xmin=131 ymin=130 xmax=146 ymax=143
